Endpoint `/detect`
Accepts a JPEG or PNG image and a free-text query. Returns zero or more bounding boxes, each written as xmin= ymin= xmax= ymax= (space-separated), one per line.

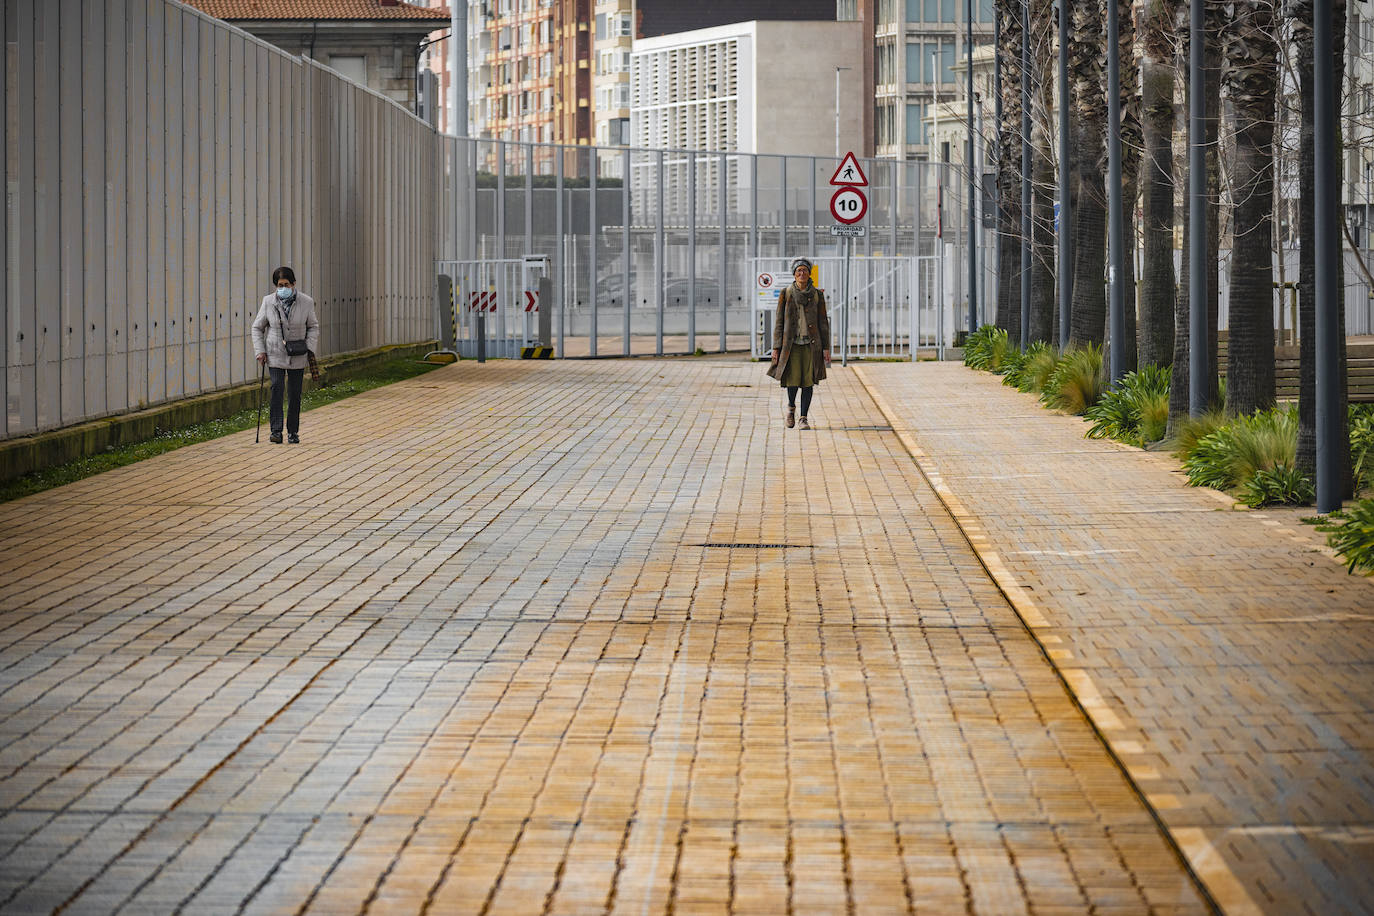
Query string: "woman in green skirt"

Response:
xmin=766 ymin=259 xmax=832 ymax=429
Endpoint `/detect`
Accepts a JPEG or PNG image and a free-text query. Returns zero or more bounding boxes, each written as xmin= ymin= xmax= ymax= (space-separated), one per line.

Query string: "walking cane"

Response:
xmin=254 ymin=360 xmax=266 ymax=443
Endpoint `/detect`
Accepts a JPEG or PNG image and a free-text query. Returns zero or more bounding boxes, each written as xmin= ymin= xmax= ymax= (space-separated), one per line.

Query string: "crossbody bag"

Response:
xmin=275 ymin=302 xmax=309 ymax=356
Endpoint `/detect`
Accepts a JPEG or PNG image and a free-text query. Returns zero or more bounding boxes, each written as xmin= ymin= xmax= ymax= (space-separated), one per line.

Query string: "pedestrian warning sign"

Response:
xmin=829 ymin=152 xmax=868 ymax=188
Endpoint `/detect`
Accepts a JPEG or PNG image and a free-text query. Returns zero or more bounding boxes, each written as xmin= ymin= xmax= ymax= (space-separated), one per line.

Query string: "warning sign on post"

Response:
xmin=829 ymin=153 xmax=868 ymax=188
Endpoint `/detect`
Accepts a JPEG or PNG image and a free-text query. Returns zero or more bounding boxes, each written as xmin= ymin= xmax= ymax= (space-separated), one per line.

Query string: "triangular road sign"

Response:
xmin=829 ymin=152 xmax=868 ymax=187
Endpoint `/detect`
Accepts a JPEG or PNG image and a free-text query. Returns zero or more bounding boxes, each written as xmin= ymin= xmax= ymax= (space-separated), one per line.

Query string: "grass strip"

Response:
xmin=1 ymin=357 xmax=443 ymax=504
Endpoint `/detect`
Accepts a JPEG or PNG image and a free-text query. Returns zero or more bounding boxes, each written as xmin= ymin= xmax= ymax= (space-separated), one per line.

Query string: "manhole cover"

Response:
xmin=692 ymin=542 xmax=811 ymax=549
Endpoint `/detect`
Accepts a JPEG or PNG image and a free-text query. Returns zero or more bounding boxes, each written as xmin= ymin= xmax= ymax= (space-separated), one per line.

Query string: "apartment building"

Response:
xmin=840 ymin=0 xmax=994 ymax=161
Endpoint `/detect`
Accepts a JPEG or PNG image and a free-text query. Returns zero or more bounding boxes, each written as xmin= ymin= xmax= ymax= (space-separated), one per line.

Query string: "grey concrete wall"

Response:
xmin=753 ymin=22 xmax=865 ymax=158
xmin=2 ymin=0 xmax=440 ymax=439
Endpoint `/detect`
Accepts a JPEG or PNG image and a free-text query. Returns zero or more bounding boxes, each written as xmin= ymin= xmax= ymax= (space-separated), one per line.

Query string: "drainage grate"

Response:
xmin=833 ymin=425 xmax=894 ymax=432
xmin=693 ymin=542 xmax=811 ymax=549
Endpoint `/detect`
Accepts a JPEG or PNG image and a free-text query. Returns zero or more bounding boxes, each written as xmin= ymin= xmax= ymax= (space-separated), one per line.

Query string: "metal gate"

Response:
xmin=750 ymin=256 xmax=923 ymax=362
xmin=439 ymin=258 xmax=549 ymax=359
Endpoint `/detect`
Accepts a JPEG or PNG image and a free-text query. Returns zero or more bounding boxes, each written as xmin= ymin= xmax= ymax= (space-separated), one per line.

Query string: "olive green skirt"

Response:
xmin=779 ymin=345 xmax=817 ymax=388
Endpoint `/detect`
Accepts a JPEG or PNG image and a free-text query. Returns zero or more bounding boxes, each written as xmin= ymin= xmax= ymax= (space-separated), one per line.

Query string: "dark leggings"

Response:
xmin=787 ymin=386 xmax=814 ymax=415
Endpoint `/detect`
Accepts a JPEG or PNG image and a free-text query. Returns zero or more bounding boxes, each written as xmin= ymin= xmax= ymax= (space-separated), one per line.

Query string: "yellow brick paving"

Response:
xmin=857 ymin=362 xmax=1374 ymax=916
xmin=0 ymin=358 xmax=1207 ymax=914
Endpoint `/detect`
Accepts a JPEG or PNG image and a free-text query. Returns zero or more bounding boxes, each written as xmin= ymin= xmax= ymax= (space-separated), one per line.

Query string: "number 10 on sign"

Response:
xmin=830 ymin=186 xmax=867 ymax=225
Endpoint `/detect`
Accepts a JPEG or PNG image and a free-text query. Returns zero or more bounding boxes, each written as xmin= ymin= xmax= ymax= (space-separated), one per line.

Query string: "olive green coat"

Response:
xmin=766 ymin=284 xmax=831 ymax=384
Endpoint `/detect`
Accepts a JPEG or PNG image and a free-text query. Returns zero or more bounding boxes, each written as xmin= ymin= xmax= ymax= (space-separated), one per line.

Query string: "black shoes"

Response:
xmin=269 ymin=432 xmax=283 ymax=444
xmin=287 ymin=433 xmax=300 ymax=444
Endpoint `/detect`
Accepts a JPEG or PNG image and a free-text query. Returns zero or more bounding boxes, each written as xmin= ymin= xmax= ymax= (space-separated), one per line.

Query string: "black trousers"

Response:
xmin=269 ymin=367 xmax=304 ymax=435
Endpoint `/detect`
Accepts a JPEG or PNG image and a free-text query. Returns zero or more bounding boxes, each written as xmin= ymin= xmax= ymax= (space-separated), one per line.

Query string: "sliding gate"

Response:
xmin=439 ymin=258 xmax=549 ymax=359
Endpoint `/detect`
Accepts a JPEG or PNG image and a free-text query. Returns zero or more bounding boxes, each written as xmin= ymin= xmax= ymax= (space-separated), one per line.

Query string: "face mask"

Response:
xmin=276 ymin=286 xmax=294 ymax=300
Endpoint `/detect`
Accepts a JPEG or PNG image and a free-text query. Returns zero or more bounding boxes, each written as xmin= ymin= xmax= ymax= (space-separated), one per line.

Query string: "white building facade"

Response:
xmin=630 ymin=19 xmax=864 ymax=156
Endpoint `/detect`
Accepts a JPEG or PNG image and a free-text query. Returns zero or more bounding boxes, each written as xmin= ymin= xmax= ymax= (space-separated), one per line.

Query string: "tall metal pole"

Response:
xmin=994 ymin=7 xmax=1003 ymax=338
xmin=1056 ymin=0 xmax=1071 ymax=350
xmin=1188 ymin=0 xmax=1207 ymax=415
xmin=967 ymin=0 xmax=978 ymax=335
xmin=1315 ymin=0 xmax=1340 ymax=511
xmin=1107 ymin=0 xmax=1125 ymax=383
xmin=1021 ymin=0 xmax=1032 ymax=350
xmin=450 ymin=1 xmax=467 ymax=137
xmin=835 ymin=67 xmax=851 ymax=157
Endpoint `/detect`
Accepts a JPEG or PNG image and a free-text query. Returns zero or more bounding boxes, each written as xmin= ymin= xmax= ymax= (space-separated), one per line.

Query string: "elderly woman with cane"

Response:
xmin=767 ymin=258 xmax=831 ymax=429
xmin=252 ymin=266 xmax=320 ymax=444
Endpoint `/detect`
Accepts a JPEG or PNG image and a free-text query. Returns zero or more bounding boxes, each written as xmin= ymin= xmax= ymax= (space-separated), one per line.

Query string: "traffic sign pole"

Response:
xmin=830 ymin=150 xmax=867 ymax=369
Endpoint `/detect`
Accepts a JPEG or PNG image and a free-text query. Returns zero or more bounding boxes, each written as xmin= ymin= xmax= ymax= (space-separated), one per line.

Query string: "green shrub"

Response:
xmin=1172 ymin=409 xmax=1229 ymax=462
xmin=1350 ymin=405 xmax=1374 ymax=495
xmin=964 ymin=325 xmax=1015 ymax=372
xmin=1041 ymin=344 xmax=1105 ymax=415
xmin=1317 ymin=498 xmax=1374 ymax=574
xmin=1002 ymin=341 xmax=1052 ymax=391
xmin=1020 ymin=342 xmax=1058 ymax=393
xmin=1240 ymin=464 xmax=1315 ymax=508
xmin=1182 ymin=407 xmax=1312 ymax=505
xmin=1229 ymin=407 xmax=1301 ymax=484
xmin=963 ymin=325 xmax=1002 ymax=370
xmin=1083 ymin=364 xmax=1172 ymax=446
xmin=1183 ymin=426 xmax=1241 ymax=489
xmin=997 ymin=346 xmax=1028 ymax=382
xmin=1139 ymin=392 xmax=1170 ymax=444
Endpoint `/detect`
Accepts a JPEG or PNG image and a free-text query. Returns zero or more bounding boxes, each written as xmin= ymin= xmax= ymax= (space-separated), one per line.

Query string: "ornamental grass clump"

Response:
xmin=1041 ymin=344 xmax=1105 ymax=415
xmin=1318 ymin=498 xmax=1374 ymax=574
xmin=963 ymin=325 xmax=1013 ymax=371
xmin=1083 ymin=365 xmax=1171 ymax=447
xmin=1002 ymin=341 xmax=1055 ymax=392
xmin=1350 ymin=405 xmax=1374 ymax=494
xmin=1240 ymin=464 xmax=1315 ymax=508
xmin=1182 ymin=407 xmax=1312 ymax=507
xmin=1022 ymin=342 xmax=1059 ymax=393
xmin=1172 ymin=409 xmax=1229 ymax=462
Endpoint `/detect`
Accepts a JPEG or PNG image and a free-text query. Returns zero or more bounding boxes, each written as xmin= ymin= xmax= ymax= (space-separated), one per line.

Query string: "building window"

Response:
xmin=328 ymin=55 xmax=367 ymax=86
xmin=906 ymin=103 xmax=926 ymax=144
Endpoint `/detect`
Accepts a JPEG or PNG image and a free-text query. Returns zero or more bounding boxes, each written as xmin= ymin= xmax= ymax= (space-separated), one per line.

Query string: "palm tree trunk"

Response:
xmin=1138 ymin=0 xmax=1176 ymax=369
xmin=1204 ymin=4 xmax=1224 ymax=406
xmin=1030 ymin=0 xmax=1057 ymax=344
xmin=1222 ymin=1 xmax=1279 ymax=415
xmin=996 ymin=0 xmax=1023 ymax=341
xmin=1068 ymin=0 xmax=1107 ymax=347
xmin=1118 ymin=0 xmax=1140 ymax=373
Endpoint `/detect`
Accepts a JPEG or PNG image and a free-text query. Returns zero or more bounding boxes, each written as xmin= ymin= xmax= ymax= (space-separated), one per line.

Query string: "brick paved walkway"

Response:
xmin=0 ymin=359 xmax=1208 ymax=914
xmin=856 ymin=362 xmax=1374 ymax=916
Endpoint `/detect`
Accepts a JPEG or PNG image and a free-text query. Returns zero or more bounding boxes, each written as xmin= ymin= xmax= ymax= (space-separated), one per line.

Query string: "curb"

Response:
xmin=0 ymin=341 xmax=437 ymax=482
xmin=851 ymin=364 xmax=1227 ymax=916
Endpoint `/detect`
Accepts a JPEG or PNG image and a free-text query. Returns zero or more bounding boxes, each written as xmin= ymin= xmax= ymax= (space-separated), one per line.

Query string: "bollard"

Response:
xmin=476 ymin=314 xmax=486 ymax=363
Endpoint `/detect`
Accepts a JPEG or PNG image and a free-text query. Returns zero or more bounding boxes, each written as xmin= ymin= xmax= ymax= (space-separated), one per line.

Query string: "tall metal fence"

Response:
xmin=436 ymin=139 xmax=989 ymax=359
xmin=3 ymin=0 xmax=438 ymax=438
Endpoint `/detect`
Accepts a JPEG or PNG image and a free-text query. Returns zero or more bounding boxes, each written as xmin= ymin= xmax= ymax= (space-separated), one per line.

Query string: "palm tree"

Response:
xmin=1068 ymin=0 xmax=1107 ymax=346
xmin=1222 ymin=0 xmax=1280 ymax=415
xmin=1029 ymin=0 xmax=1058 ymax=344
xmin=1117 ymin=0 xmax=1141 ymax=373
xmin=1291 ymin=0 xmax=1351 ymax=489
xmin=1139 ymin=0 xmax=1176 ymax=369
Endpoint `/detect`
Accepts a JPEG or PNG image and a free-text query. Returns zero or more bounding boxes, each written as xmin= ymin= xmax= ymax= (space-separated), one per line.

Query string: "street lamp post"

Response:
xmin=835 ymin=67 xmax=852 ymax=158
xmin=967 ymin=0 xmax=978 ymax=336
xmin=1315 ymin=0 xmax=1340 ymax=511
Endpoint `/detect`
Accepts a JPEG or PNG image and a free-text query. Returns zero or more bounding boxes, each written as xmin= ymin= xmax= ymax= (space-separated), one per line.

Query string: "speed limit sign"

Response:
xmin=830 ymin=186 xmax=867 ymax=225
